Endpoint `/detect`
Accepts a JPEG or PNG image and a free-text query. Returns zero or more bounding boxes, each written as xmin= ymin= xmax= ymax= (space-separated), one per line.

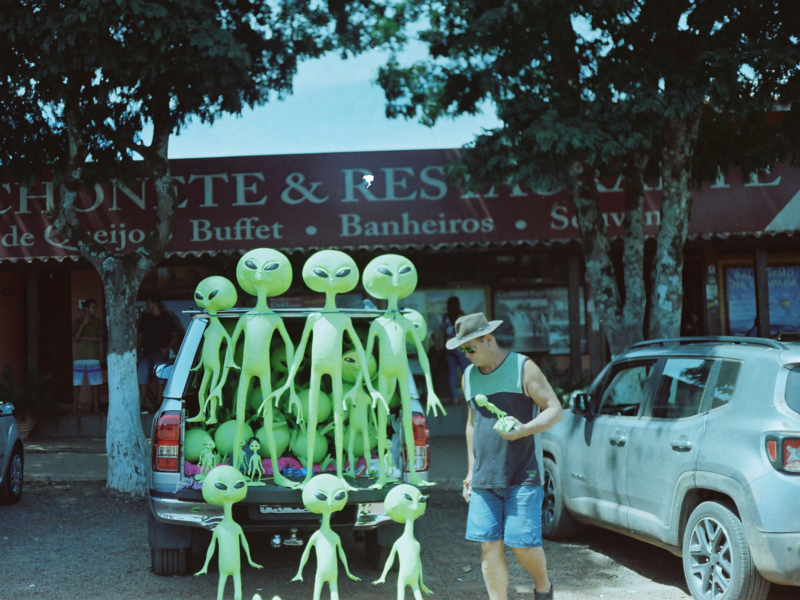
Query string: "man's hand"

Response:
xmin=462 ymin=475 xmax=472 ymax=503
xmin=496 ymin=416 xmax=525 ymax=440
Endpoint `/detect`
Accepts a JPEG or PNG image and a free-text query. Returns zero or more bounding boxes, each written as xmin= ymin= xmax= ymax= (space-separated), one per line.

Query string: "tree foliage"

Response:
xmin=0 ymin=0 xmax=375 ymax=494
xmin=378 ymin=0 xmax=800 ymax=355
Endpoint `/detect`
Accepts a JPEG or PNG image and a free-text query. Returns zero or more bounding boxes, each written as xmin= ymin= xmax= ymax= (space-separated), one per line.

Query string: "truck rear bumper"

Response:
xmin=749 ymin=529 xmax=800 ymax=586
xmin=149 ymin=495 xmax=392 ymax=532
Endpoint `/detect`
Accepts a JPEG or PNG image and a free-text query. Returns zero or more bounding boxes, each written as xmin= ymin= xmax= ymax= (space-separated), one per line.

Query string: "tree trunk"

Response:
xmin=102 ymin=262 xmax=149 ymax=495
xmin=649 ymin=108 xmax=702 ymax=339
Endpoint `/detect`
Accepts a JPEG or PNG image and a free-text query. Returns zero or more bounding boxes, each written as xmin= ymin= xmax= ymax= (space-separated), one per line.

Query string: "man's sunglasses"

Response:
xmin=458 ymin=346 xmax=477 ymax=354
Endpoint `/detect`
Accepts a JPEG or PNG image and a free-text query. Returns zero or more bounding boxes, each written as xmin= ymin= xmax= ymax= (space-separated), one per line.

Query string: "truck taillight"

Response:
xmin=152 ymin=411 xmax=181 ymax=473
xmin=765 ymin=433 xmax=800 ymax=473
xmin=405 ymin=411 xmax=429 ymax=472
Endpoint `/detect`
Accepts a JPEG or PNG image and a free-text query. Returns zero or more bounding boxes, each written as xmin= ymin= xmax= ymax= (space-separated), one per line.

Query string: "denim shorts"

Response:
xmin=73 ymin=360 xmax=103 ymax=386
xmin=466 ymin=485 xmax=544 ymax=548
xmin=137 ymin=350 xmax=168 ymax=385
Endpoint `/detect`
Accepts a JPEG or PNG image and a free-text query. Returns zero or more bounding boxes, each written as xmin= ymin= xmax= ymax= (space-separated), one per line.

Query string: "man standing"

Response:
xmin=137 ymin=294 xmax=180 ymax=414
xmin=448 ymin=313 xmax=562 ymax=600
xmin=72 ymin=299 xmax=105 ymax=415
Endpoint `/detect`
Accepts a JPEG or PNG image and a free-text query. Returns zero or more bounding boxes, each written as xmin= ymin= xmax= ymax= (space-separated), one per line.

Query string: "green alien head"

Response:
xmin=341 ymin=349 xmax=377 ymax=384
xmin=271 ymin=345 xmax=304 ymax=374
xmin=302 ymin=250 xmax=359 ymax=296
xmin=301 ymin=473 xmax=349 ymax=515
xmin=384 ymin=483 xmax=427 ymax=523
xmin=194 ymin=276 xmax=238 ymax=314
xmin=201 ymin=465 xmax=248 ymax=506
xmin=403 ymin=308 xmax=427 ymax=341
xmin=237 ymin=248 xmax=292 ymax=298
xmin=363 ymin=254 xmax=418 ymax=302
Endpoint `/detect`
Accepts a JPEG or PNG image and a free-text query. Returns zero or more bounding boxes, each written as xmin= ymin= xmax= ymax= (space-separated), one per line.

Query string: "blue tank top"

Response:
xmin=464 ymin=352 xmax=543 ymax=489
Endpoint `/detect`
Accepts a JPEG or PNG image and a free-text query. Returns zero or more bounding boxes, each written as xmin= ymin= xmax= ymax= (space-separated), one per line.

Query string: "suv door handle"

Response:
xmin=609 ymin=435 xmax=628 ymax=447
xmin=671 ymin=440 xmax=694 ymax=452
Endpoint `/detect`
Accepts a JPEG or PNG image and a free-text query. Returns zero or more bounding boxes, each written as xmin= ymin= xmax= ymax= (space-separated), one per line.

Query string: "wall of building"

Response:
xmin=0 ymin=272 xmax=27 ymax=385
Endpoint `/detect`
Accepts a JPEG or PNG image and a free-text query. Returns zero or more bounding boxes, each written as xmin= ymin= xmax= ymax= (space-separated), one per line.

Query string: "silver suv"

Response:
xmin=147 ymin=308 xmax=430 ymax=576
xmin=541 ymin=336 xmax=800 ymax=600
xmin=0 ymin=402 xmax=23 ymax=505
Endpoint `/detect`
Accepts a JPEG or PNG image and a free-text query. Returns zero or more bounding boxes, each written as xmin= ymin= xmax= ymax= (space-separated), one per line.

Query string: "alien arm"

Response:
xmin=336 ymin=537 xmax=361 ymax=580
xmin=409 ymin=329 xmax=446 ymax=417
xmin=195 ymin=531 xmax=217 ymax=575
xmin=372 ymin=541 xmax=398 ymax=584
xmin=346 ymin=322 xmax=388 ymax=411
xmin=276 ymin=320 xmax=296 ymax=368
xmin=239 ymin=528 xmax=262 ymax=568
xmin=292 ymin=532 xmax=317 ymax=580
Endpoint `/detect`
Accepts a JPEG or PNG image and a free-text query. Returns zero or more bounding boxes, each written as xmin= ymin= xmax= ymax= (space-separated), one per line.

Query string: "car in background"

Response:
xmin=542 ymin=336 xmax=800 ymax=600
xmin=0 ymin=402 xmax=24 ymax=505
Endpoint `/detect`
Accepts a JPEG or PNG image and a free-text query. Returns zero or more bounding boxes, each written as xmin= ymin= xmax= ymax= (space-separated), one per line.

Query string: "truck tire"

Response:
xmin=151 ymin=548 xmax=188 ymax=576
xmin=0 ymin=446 xmax=23 ymax=505
xmin=682 ymin=501 xmax=770 ymax=600
xmin=542 ymin=457 xmax=579 ymax=540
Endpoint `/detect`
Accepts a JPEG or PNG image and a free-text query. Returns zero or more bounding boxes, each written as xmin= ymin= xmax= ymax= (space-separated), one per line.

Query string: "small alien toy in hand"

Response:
xmin=473 ymin=394 xmax=517 ymax=433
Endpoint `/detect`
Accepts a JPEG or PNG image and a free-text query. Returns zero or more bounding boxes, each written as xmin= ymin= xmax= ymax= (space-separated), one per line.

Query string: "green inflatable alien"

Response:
xmin=341 ymin=349 xmax=378 ymax=478
xmin=195 ymin=465 xmax=263 ymax=600
xmin=292 ymin=474 xmax=361 ymax=598
xmin=187 ymin=276 xmax=238 ymax=425
xmin=196 ymin=437 xmax=220 ymax=482
xmin=229 ymin=248 xmax=298 ymax=489
xmin=373 ymin=484 xmax=432 ymax=599
xmin=361 ymin=254 xmax=444 ymax=488
xmin=270 ymin=250 xmax=387 ymax=490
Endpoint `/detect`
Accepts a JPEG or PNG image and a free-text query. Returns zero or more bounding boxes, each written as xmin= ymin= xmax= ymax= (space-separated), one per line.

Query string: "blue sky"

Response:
xmin=168 ymin=43 xmax=501 ymax=159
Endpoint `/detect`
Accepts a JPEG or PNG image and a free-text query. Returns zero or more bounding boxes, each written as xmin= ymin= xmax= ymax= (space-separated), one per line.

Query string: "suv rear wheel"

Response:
xmin=0 ymin=446 xmax=23 ymax=505
xmin=151 ymin=548 xmax=188 ymax=576
xmin=682 ymin=502 xmax=769 ymax=600
xmin=542 ymin=457 xmax=579 ymax=540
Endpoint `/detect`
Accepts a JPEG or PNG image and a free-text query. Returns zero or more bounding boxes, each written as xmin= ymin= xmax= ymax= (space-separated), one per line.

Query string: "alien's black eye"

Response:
xmin=403 ymin=493 xmax=413 ymax=502
xmin=336 ymin=268 xmax=351 ymax=278
xmin=399 ymin=266 xmax=412 ymax=274
xmin=334 ymin=491 xmax=347 ymax=501
xmin=245 ymin=260 xmax=258 ymax=270
xmin=209 ymin=289 xmax=218 ymax=300
xmin=215 ymin=482 xmax=228 ymax=490
xmin=421 ymin=495 xmax=429 ymax=503
xmin=281 ymin=360 xmax=287 ymax=367
xmin=194 ymin=292 xmax=203 ymax=300
xmin=234 ymin=480 xmax=245 ymax=489
xmin=264 ymin=262 xmax=279 ymax=271
xmin=377 ymin=267 xmax=392 ymax=276
xmin=344 ymin=357 xmax=356 ymax=363
xmin=315 ymin=491 xmax=328 ymax=501
xmin=313 ymin=268 xmax=328 ymax=278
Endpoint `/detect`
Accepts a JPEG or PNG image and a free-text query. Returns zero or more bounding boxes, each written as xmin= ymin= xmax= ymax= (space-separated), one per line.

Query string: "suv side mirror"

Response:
xmin=571 ymin=392 xmax=594 ymax=417
xmin=154 ymin=363 xmax=174 ymax=381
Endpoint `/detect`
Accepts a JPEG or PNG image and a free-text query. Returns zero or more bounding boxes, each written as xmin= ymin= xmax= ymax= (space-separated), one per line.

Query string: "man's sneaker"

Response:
xmin=534 ymin=585 xmax=553 ymax=600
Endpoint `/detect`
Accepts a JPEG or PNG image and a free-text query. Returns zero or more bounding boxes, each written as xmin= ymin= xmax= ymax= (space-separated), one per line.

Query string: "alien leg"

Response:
xmin=345 ymin=425 xmax=357 ymax=478
xmin=300 ymin=368 xmax=322 ymax=489
xmin=263 ymin=395 xmax=297 ymax=489
xmin=312 ymin=572 xmax=324 ymax=600
xmin=233 ymin=571 xmax=242 ymax=600
xmin=217 ymin=573 xmax=228 ymax=600
xmin=369 ymin=376 xmax=393 ymax=489
xmin=232 ymin=372 xmax=252 ymax=471
xmin=399 ymin=373 xmax=434 ymax=487
xmin=329 ymin=577 xmax=340 ymax=600
xmin=331 ymin=373 xmax=356 ymax=490
xmin=398 ymin=577 xmax=407 ymax=600
xmin=186 ymin=369 xmax=211 ymax=422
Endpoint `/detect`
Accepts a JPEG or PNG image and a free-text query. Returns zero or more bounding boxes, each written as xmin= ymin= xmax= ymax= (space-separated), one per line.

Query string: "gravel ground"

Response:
xmin=0 ymin=482 xmax=796 ymax=600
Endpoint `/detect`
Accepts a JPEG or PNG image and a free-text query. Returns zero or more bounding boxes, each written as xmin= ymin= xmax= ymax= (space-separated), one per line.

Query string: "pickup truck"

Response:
xmin=147 ymin=308 xmax=430 ymax=575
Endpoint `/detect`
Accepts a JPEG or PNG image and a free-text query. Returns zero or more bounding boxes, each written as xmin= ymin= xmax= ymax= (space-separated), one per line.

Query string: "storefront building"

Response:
xmin=1 ymin=148 xmax=798 ymax=408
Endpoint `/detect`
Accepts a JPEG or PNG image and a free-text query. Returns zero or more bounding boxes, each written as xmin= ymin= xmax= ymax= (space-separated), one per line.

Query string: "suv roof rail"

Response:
xmin=629 ymin=336 xmax=788 ymax=351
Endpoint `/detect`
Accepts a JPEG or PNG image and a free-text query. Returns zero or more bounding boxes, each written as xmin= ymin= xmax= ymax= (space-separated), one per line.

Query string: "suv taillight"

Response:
xmin=765 ymin=433 xmax=800 ymax=473
xmin=405 ymin=411 xmax=429 ymax=472
xmin=152 ymin=411 xmax=181 ymax=473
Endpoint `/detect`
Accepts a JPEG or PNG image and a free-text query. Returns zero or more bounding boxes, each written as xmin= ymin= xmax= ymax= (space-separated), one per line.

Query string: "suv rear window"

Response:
xmin=784 ymin=366 xmax=800 ymax=414
xmin=711 ymin=360 xmax=741 ymax=410
xmin=651 ymin=358 xmax=713 ymax=419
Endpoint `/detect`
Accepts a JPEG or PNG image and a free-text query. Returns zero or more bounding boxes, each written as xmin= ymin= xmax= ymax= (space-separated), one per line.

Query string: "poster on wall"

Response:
xmin=493 ymin=288 xmax=586 ymax=354
xmin=725 ymin=266 xmax=800 ymax=335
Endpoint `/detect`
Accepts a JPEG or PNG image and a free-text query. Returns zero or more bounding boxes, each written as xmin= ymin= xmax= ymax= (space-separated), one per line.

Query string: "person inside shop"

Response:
xmin=442 ymin=295 xmax=471 ymax=400
xmin=137 ymin=293 xmax=180 ymax=414
xmin=452 ymin=312 xmax=562 ymax=600
xmin=71 ymin=298 xmax=105 ymax=415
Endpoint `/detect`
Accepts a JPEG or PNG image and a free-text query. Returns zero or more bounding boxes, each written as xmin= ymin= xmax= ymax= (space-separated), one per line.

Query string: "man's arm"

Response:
xmin=162 ymin=330 xmax=180 ymax=357
xmin=463 ymin=381 xmax=475 ymax=503
xmin=497 ymin=359 xmax=562 ymax=441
